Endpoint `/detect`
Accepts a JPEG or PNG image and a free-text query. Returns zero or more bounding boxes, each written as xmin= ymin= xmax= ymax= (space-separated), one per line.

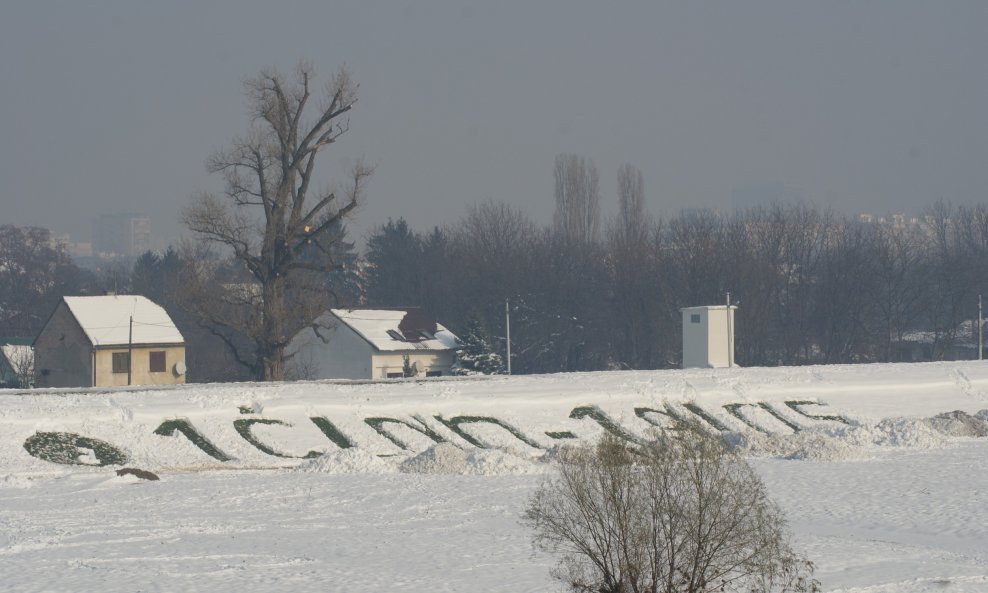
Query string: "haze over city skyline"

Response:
xmin=2 ymin=1 xmax=986 ymax=250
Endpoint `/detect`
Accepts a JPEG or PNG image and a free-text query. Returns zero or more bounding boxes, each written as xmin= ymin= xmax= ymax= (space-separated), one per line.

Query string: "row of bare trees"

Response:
xmin=5 ymin=194 xmax=985 ymax=380
xmin=366 ymin=179 xmax=988 ymax=372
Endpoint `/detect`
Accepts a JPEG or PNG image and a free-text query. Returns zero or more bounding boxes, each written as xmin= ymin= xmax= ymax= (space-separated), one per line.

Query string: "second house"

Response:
xmin=287 ymin=308 xmax=459 ymax=380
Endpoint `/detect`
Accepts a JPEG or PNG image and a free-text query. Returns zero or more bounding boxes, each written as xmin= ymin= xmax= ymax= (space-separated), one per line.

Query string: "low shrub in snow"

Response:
xmin=23 ymin=431 xmax=128 ymax=466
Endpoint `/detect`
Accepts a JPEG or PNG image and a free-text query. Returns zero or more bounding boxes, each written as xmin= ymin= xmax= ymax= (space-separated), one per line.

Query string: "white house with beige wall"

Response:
xmin=287 ymin=308 xmax=459 ymax=380
xmin=33 ymin=295 xmax=186 ymax=388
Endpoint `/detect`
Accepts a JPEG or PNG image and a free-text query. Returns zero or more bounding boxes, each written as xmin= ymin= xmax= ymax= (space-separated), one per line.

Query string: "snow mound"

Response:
xmin=399 ymin=442 xmax=544 ymax=475
xmin=862 ymin=417 xmax=950 ymax=448
xmin=923 ymin=410 xmax=988 ymax=437
xmin=725 ymin=417 xmax=951 ymax=460
xmin=296 ymin=448 xmax=397 ymax=475
xmin=724 ymin=430 xmax=872 ymax=461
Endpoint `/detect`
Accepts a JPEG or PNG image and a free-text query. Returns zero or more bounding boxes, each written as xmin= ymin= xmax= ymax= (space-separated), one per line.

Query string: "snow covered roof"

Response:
xmin=62 ymin=295 xmax=184 ymax=347
xmin=331 ymin=308 xmax=458 ymax=352
xmin=901 ymin=319 xmax=979 ymax=346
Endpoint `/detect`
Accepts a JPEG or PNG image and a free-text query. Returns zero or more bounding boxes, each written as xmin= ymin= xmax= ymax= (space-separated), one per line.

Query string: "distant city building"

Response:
xmin=66 ymin=241 xmax=93 ymax=258
xmin=856 ymin=212 xmax=923 ymax=230
xmin=92 ymin=214 xmax=151 ymax=258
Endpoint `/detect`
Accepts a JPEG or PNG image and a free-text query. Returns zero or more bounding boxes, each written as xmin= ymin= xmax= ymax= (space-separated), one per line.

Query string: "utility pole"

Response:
xmin=979 ymin=294 xmax=983 ymax=362
xmin=725 ymin=292 xmax=732 ymax=368
xmin=505 ymin=298 xmax=512 ymax=375
xmin=127 ymin=315 xmax=133 ymax=386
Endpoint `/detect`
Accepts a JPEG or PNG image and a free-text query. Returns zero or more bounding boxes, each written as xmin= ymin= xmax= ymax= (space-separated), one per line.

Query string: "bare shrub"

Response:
xmin=524 ymin=424 xmax=819 ymax=593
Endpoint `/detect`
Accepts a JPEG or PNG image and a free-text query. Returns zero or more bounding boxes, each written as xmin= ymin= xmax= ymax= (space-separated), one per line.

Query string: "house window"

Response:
xmin=425 ymin=370 xmax=442 ymax=377
xmin=149 ymin=351 xmax=166 ymax=373
xmin=112 ymin=352 xmax=130 ymax=374
xmin=386 ymin=372 xmax=404 ymax=379
xmin=690 ymin=314 xmax=701 ymax=324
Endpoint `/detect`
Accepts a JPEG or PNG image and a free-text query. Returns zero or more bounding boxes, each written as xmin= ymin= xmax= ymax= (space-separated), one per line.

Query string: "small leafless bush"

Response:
xmin=524 ymin=423 xmax=819 ymax=593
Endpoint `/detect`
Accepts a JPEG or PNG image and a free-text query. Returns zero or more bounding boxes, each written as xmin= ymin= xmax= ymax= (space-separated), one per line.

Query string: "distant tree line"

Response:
xmin=364 ymin=159 xmax=988 ymax=372
xmin=5 ymin=159 xmax=988 ymax=381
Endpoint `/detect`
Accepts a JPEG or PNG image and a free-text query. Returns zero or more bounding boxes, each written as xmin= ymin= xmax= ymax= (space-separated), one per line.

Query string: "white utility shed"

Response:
xmin=681 ymin=305 xmax=737 ymax=369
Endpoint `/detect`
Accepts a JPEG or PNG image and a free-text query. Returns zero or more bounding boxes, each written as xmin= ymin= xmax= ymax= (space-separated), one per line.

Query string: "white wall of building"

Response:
xmin=681 ymin=305 xmax=737 ymax=369
xmin=372 ymin=351 xmax=455 ymax=379
xmin=287 ymin=318 xmax=375 ymax=380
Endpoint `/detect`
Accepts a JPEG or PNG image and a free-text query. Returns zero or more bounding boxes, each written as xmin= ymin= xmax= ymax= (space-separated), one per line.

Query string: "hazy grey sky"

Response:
xmin=2 ymin=1 xmax=986 ymax=249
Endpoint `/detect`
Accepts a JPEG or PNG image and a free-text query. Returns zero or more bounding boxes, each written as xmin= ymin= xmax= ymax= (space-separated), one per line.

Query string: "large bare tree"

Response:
xmin=183 ymin=62 xmax=371 ymax=380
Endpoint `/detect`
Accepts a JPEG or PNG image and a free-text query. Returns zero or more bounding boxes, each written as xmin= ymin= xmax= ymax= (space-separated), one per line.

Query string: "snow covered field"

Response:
xmin=2 ymin=362 xmax=988 ymax=592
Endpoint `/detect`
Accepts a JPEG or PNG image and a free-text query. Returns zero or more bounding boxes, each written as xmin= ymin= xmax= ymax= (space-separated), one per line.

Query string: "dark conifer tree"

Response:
xmin=453 ymin=318 xmax=505 ymax=375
